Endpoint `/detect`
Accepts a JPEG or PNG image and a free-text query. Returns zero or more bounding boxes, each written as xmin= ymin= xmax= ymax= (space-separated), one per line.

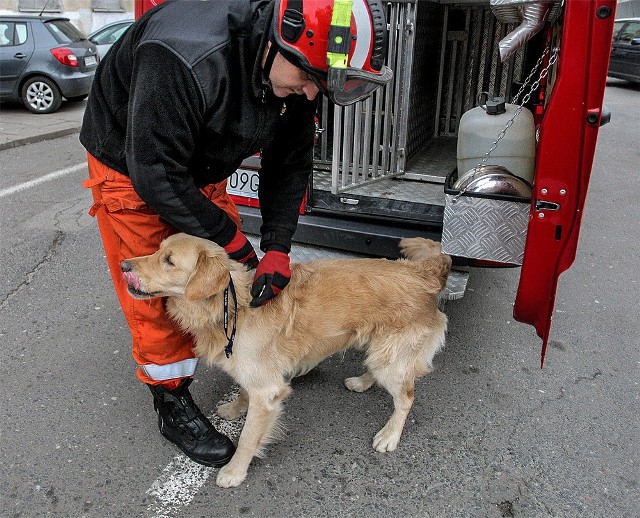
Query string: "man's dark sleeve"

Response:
xmin=258 ymin=97 xmax=317 ymax=253
xmin=125 ymin=43 xmax=238 ymax=246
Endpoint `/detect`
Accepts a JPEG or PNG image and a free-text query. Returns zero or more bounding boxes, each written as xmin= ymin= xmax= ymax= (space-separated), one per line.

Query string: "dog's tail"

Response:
xmin=399 ymin=237 xmax=452 ymax=293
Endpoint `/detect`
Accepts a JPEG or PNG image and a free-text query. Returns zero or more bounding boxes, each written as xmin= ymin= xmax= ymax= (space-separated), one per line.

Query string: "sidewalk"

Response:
xmin=0 ymin=100 xmax=86 ymax=151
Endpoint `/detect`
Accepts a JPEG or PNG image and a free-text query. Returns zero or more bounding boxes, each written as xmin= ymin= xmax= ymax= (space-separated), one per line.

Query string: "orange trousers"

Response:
xmin=83 ymin=153 xmax=240 ymax=387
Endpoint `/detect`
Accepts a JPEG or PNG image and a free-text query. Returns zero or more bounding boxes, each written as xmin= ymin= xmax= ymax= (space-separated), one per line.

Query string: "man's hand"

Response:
xmin=223 ymin=229 xmax=258 ymax=269
xmin=250 ymin=251 xmax=291 ymax=307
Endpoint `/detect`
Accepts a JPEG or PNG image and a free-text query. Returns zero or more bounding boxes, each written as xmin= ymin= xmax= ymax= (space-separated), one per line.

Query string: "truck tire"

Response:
xmin=21 ymin=76 xmax=63 ymax=114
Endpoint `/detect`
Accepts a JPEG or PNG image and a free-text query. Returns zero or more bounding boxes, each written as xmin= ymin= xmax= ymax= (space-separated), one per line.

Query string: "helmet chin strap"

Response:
xmin=262 ymin=36 xmax=281 ymax=85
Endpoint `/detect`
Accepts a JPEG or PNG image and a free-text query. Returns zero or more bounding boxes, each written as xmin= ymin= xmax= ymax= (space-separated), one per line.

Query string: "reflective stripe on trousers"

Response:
xmin=141 ymin=358 xmax=200 ymax=381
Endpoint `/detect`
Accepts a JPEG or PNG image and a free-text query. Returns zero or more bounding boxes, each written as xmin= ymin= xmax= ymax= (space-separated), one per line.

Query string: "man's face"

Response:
xmin=265 ymin=45 xmax=320 ymax=101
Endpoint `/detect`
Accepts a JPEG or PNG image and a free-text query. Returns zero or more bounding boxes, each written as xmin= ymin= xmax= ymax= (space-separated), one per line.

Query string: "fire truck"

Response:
xmin=135 ymin=0 xmax=616 ymax=365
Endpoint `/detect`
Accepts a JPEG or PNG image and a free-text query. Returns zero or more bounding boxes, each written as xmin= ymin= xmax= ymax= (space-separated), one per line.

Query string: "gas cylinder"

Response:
xmin=456 ymin=95 xmax=535 ymax=185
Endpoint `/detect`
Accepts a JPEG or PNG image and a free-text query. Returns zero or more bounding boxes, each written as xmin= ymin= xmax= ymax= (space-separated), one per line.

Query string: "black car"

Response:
xmin=0 ymin=15 xmax=99 ymax=114
xmin=609 ymin=17 xmax=640 ymax=84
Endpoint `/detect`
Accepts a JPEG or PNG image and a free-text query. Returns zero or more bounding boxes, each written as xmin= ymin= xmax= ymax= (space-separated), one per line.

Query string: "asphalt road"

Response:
xmin=0 ymin=80 xmax=638 ymax=518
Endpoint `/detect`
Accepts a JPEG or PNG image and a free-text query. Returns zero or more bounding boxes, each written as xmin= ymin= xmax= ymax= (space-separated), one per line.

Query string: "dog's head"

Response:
xmin=121 ymin=233 xmax=235 ymax=301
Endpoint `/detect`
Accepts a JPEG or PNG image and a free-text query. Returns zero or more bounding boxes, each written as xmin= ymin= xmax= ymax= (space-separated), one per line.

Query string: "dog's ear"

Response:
xmin=184 ymin=252 xmax=229 ymax=301
xmin=422 ymin=254 xmax=452 ymax=294
xmin=432 ymin=254 xmax=452 ymax=292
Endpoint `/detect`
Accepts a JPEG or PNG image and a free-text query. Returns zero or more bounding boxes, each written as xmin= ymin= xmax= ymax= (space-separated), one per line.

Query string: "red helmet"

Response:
xmin=272 ymin=0 xmax=393 ymax=105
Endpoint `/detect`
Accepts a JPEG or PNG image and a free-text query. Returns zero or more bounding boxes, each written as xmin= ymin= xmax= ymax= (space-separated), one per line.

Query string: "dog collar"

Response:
xmin=223 ymin=274 xmax=237 ymax=358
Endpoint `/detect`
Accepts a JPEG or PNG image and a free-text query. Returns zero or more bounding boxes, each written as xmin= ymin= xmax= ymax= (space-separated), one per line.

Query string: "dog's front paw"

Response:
xmin=216 ymin=464 xmax=247 ymax=488
xmin=372 ymin=423 xmax=401 ymax=452
xmin=217 ymin=400 xmax=246 ymax=421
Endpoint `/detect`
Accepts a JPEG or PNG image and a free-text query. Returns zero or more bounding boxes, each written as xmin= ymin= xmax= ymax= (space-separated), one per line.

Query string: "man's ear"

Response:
xmin=184 ymin=252 xmax=229 ymax=301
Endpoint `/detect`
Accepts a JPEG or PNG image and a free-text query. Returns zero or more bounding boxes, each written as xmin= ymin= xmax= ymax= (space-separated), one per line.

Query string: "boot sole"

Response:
xmin=159 ymin=428 xmax=235 ymax=468
xmin=183 ymin=450 xmax=235 ymax=468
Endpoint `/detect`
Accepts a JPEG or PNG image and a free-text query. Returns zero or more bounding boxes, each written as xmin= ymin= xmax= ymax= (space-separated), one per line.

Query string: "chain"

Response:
xmin=512 ymin=46 xmax=551 ymax=105
xmin=453 ymin=46 xmax=560 ymax=201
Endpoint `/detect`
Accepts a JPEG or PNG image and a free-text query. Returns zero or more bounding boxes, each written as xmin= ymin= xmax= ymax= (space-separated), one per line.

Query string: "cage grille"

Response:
xmin=314 ymin=1 xmax=527 ymax=196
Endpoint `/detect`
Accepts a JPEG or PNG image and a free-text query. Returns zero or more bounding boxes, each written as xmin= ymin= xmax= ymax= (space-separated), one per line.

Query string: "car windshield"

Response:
xmin=44 ymin=19 xmax=85 ymax=44
xmin=612 ymin=21 xmax=625 ymax=40
xmin=92 ymin=24 xmax=130 ymax=45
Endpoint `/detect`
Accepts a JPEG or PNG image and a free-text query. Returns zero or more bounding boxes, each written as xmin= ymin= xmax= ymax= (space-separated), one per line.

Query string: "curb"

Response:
xmin=0 ymin=126 xmax=82 ymax=152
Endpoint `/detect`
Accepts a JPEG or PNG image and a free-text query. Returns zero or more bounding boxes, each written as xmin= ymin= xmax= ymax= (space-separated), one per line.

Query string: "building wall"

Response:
xmin=616 ymin=0 xmax=640 ymax=18
xmin=0 ymin=0 xmax=134 ymax=35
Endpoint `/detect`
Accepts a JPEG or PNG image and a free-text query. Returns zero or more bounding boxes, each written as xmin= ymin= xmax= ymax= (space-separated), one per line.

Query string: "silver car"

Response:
xmin=88 ymin=19 xmax=133 ymax=60
xmin=0 ymin=15 xmax=99 ymax=114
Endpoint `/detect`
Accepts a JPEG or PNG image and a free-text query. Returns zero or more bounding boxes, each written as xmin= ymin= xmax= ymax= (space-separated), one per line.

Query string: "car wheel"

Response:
xmin=21 ymin=76 xmax=63 ymax=114
xmin=66 ymin=94 xmax=88 ymax=102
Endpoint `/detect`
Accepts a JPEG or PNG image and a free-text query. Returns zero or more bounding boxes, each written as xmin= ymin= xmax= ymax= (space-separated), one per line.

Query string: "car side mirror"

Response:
xmin=631 ymin=38 xmax=640 ymax=46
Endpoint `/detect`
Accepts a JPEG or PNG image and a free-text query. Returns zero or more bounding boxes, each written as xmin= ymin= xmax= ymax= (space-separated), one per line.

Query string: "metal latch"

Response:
xmin=535 ymin=200 xmax=560 ymax=211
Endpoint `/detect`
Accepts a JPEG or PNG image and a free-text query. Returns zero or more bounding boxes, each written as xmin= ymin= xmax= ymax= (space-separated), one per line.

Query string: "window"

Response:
xmin=44 ymin=19 xmax=85 ymax=43
xmin=0 ymin=22 xmax=13 ymax=46
xmin=0 ymin=22 xmax=27 ymax=46
xmin=613 ymin=21 xmax=626 ymax=41
xmin=17 ymin=0 xmax=63 ymax=13
xmin=91 ymin=22 xmax=131 ymax=45
xmin=16 ymin=23 xmax=28 ymax=45
xmin=618 ymin=22 xmax=640 ymax=44
xmin=92 ymin=0 xmax=124 ymax=12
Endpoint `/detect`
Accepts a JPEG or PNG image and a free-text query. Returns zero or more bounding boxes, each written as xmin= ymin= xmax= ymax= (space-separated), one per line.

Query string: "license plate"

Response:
xmin=85 ymin=55 xmax=97 ymax=67
xmin=227 ymin=168 xmax=259 ymax=199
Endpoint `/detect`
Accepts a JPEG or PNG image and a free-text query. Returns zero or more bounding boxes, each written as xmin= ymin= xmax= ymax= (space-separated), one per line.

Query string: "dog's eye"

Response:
xmin=163 ymin=255 xmax=174 ymax=267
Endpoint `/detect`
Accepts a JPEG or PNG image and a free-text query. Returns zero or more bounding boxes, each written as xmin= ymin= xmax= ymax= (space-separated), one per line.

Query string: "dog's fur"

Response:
xmin=121 ymin=233 xmax=451 ymax=487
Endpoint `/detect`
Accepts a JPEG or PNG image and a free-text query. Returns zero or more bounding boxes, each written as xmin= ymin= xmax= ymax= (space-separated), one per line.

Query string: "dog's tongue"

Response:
xmin=122 ymin=271 xmax=140 ymax=291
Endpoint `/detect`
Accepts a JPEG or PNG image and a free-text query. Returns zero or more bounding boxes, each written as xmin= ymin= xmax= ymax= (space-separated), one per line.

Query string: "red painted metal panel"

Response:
xmin=513 ymin=0 xmax=616 ymax=366
xmin=135 ymin=0 xmax=162 ymax=18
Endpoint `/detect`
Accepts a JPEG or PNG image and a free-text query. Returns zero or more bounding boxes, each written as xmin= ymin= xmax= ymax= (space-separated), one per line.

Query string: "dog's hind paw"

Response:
xmin=216 ymin=465 xmax=247 ymax=488
xmin=344 ymin=372 xmax=375 ymax=393
xmin=372 ymin=424 xmax=401 ymax=452
xmin=217 ymin=400 xmax=247 ymax=420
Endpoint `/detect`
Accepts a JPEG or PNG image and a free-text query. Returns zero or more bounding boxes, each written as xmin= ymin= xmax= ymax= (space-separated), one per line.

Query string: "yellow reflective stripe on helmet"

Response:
xmin=331 ymin=0 xmax=353 ymax=27
xmin=327 ymin=0 xmax=354 ymax=69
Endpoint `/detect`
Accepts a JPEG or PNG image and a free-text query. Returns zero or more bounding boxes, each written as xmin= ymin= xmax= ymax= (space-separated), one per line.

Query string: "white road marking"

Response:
xmin=0 ymin=163 xmax=86 ymax=199
xmin=146 ymin=386 xmax=244 ymax=518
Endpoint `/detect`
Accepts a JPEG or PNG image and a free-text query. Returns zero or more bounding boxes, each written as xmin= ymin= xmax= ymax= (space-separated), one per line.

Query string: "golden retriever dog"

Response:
xmin=121 ymin=233 xmax=451 ymax=488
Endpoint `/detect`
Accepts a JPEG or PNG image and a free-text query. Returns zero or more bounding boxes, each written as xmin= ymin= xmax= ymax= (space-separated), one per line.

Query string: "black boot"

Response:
xmin=148 ymin=378 xmax=235 ymax=467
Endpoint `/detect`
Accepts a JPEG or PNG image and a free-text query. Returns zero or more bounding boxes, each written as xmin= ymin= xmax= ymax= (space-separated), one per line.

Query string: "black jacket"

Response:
xmin=80 ymin=0 xmax=316 ymax=252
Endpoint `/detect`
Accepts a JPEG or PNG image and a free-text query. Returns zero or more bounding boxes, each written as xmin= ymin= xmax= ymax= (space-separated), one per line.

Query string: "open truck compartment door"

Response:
xmin=513 ymin=1 xmax=616 ymax=365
